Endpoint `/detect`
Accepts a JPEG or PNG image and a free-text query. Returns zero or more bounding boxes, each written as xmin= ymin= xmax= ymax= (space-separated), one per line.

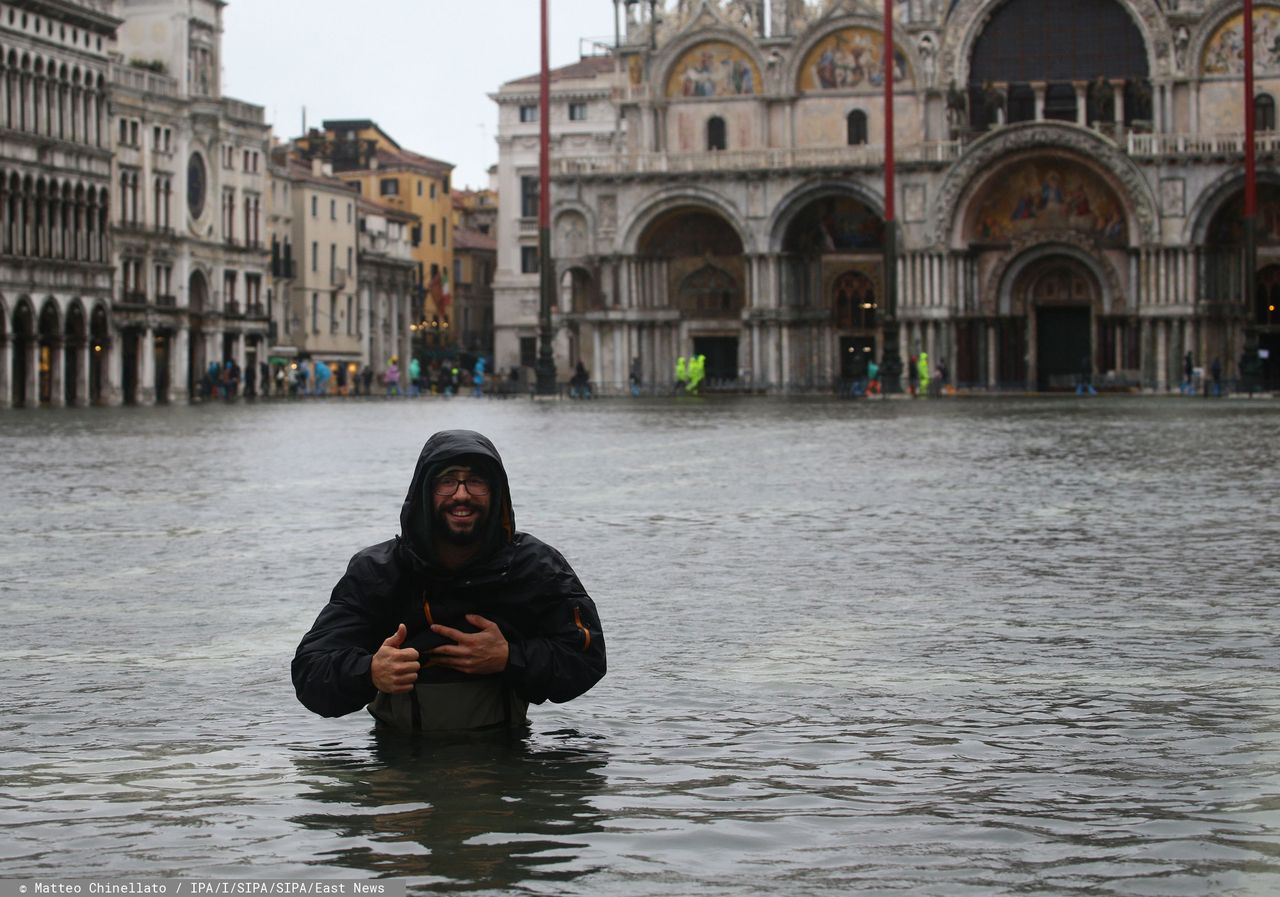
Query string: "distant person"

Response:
xmin=907 ymin=354 xmax=918 ymax=397
xmin=674 ymin=356 xmax=687 ymax=395
xmin=630 ymin=357 xmax=642 ymax=397
xmin=292 ymin=430 xmax=607 ymax=733
xmin=1076 ymin=355 xmax=1097 ymax=396
xmin=917 ymin=352 xmax=931 ymax=398
xmin=1210 ymin=357 xmax=1222 ymax=397
xmin=314 ymin=360 xmax=331 ymax=397
xmin=244 ymin=360 xmax=257 ymax=398
xmin=1183 ymin=351 xmax=1194 ymax=396
xmin=866 ymin=358 xmax=881 ymax=396
xmin=361 ymin=364 xmax=373 ymax=396
xmin=570 ymin=361 xmax=591 ymax=399
xmin=385 ymin=360 xmax=400 ymax=396
xmin=336 ymin=363 xmax=349 ymax=397
xmin=473 ymin=357 xmax=486 ymax=398
xmin=409 ymin=357 xmax=422 ymax=398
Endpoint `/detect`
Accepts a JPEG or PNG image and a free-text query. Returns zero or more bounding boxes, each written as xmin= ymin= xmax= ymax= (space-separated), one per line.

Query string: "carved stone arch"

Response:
xmin=1185 ymin=167 xmax=1280 ymax=244
xmin=938 ymin=0 xmax=1173 ymax=87
xmin=65 ymin=297 xmax=87 ymax=346
xmin=986 ymin=231 xmax=1126 ymax=316
xmin=784 ymin=13 xmax=921 ymax=96
xmin=654 ymin=26 xmax=768 ymax=97
xmin=552 ymin=202 xmax=595 ymax=260
xmin=932 ymin=122 xmax=1158 ymax=246
xmin=621 ymin=186 xmax=751 ymax=255
xmin=768 ymin=177 xmax=885 ymax=253
xmin=1192 ymin=0 xmax=1280 ymax=78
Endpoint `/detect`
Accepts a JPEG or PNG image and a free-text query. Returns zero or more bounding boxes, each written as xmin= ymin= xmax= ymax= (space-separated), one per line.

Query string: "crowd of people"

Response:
xmin=195 ymin=355 xmax=505 ymax=402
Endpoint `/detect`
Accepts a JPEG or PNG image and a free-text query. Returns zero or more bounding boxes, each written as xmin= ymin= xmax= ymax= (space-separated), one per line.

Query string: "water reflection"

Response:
xmin=290 ymin=732 xmax=609 ymax=890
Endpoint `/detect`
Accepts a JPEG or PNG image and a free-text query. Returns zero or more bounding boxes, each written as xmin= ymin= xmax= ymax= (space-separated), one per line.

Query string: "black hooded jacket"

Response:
xmin=292 ymin=430 xmax=606 ymax=719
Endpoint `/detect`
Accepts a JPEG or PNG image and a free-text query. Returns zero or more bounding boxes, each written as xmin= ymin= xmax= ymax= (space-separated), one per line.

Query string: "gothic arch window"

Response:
xmin=707 ymin=116 xmax=726 ymax=151
xmin=1257 ymin=94 xmax=1277 ymax=132
xmin=832 ymin=271 xmax=877 ymax=329
xmin=678 ymin=264 xmax=739 ymax=315
xmin=846 ymin=110 xmax=868 ymax=146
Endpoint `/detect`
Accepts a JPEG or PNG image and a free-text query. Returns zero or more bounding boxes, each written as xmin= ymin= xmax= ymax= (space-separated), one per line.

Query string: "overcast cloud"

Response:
xmin=221 ymin=0 xmax=619 ymax=189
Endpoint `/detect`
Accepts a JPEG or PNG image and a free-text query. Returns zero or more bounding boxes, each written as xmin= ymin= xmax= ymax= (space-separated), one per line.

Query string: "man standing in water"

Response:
xmin=293 ymin=430 xmax=607 ymax=732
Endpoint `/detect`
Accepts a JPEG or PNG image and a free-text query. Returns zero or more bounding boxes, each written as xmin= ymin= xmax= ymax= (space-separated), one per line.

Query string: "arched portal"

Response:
xmin=637 ymin=207 xmax=744 ymax=314
xmin=781 ymin=194 xmax=885 ymax=311
xmin=637 ymin=207 xmax=745 ymax=384
xmin=11 ymin=299 xmax=34 ymax=407
xmin=188 ymin=269 xmax=209 ymax=399
xmin=89 ymin=303 xmax=109 ymax=404
xmin=37 ymin=299 xmax=59 ymax=405
xmin=64 ymin=301 xmax=85 ymax=406
xmin=1010 ymin=256 xmax=1102 ymax=390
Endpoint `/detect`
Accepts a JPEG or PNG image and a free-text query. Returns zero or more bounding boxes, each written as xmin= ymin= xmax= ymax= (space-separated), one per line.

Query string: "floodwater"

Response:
xmin=1 ymin=395 xmax=1278 ymax=896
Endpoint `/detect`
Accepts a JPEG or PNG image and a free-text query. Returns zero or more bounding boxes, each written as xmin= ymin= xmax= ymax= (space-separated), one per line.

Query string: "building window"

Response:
xmin=346 ymin=246 xmax=353 ymax=273
xmin=707 ymin=116 xmax=726 ymax=151
xmin=846 ymin=110 xmax=868 ymax=146
xmin=430 ymin=224 xmax=436 ymax=245
xmin=380 ymin=178 xmax=399 ymax=196
xmin=346 ymin=203 xmax=352 ymax=223
xmin=312 ymin=292 xmax=319 ymax=333
xmin=311 ymin=195 xmax=317 ymax=217
xmin=569 ymin=102 xmax=587 ymax=121
xmin=1257 ymin=94 xmax=1277 ymax=132
xmin=430 ymin=182 xmax=436 ymax=199
xmin=519 ymin=104 xmax=537 ymax=123
xmin=417 ymin=181 xmax=423 ymax=196
xmin=311 ymin=240 xmax=318 ymax=272
xmin=520 ymin=175 xmax=539 ymax=218
xmin=330 ymin=198 xmax=336 ymax=220
xmin=441 ymin=217 xmax=447 ymax=247
xmin=329 ymin=293 xmax=338 ymax=334
xmin=520 ymin=245 xmax=539 ymax=274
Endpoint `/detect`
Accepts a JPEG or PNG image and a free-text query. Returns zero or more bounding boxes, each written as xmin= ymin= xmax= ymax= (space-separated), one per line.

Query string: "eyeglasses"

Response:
xmin=433 ymin=475 xmax=490 ymax=497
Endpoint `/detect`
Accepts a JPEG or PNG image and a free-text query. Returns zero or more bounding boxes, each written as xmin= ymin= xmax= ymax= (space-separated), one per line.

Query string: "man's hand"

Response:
xmin=371 ymin=623 xmax=420 ymax=694
xmin=428 ymin=615 xmax=509 ymax=675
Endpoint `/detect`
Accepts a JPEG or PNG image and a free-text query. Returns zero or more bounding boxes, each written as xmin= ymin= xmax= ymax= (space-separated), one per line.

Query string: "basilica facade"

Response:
xmin=494 ymin=0 xmax=1279 ymax=393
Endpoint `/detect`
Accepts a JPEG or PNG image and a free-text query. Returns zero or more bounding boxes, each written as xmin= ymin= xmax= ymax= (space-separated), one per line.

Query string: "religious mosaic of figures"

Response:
xmin=1202 ymin=7 xmax=1280 ymax=76
xmin=1207 ymin=185 xmax=1280 ymax=245
xmin=798 ymin=27 xmax=911 ymax=92
xmin=666 ymin=41 xmax=761 ymax=97
xmin=784 ymin=197 xmax=885 ymax=253
xmin=967 ymin=159 xmax=1127 ymax=247
xmin=641 ymin=210 xmax=744 ymax=256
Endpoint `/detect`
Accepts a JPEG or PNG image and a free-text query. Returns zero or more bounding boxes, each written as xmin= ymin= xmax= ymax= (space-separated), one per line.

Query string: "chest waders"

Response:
xmin=368 ymin=680 xmax=529 ymax=734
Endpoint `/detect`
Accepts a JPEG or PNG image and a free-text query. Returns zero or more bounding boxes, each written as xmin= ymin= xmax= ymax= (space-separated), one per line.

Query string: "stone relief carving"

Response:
xmin=1161 ymin=178 xmax=1186 ymax=218
xmin=932 ymin=125 xmax=1158 ymax=246
xmin=557 ymin=213 xmax=589 ymax=258
xmin=598 ymin=195 xmax=618 ymax=233
xmin=917 ymin=32 xmax=937 ymax=87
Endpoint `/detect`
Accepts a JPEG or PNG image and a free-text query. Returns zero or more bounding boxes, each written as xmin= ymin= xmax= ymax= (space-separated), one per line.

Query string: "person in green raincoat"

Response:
xmin=686 ymin=355 xmax=706 ymax=395
xmin=674 ymin=356 xmax=687 ymax=395
xmin=917 ymin=352 xmax=931 ymax=397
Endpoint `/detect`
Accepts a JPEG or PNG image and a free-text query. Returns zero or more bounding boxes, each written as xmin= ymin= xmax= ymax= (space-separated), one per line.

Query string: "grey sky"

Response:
xmin=221 ymin=0 xmax=619 ymax=190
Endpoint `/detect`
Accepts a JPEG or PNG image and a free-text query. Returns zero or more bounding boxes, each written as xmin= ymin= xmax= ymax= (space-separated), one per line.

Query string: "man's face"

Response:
xmin=431 ymin=465 xmax=492 ymax=545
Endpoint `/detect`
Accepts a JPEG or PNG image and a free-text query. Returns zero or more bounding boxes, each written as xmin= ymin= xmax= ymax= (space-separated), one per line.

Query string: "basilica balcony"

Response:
xmin=155 ymin=294 xmax=176 ymax=308
xmin=552 ymin=142 xmax=963 ymax=178
xmin=1126 ymin=131 xmax=1280 ymax=160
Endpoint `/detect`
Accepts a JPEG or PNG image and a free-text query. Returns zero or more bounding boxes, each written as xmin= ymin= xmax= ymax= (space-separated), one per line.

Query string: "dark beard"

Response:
xmin=434 ymin=503 xmax=488 ymax=546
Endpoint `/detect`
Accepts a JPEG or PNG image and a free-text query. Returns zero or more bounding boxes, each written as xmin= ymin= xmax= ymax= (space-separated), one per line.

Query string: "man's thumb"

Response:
xmin=383 ymin=623 xmax=407 ymax=648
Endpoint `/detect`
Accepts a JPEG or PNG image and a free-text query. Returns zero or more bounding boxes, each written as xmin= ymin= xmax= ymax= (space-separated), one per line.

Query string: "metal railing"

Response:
xmin=552 ymin=142 xmax=963 ymax=176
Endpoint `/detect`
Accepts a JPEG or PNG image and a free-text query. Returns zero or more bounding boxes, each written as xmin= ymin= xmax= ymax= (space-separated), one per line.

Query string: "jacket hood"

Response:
xmin=400 ymin=430 xmax=516 ymax=566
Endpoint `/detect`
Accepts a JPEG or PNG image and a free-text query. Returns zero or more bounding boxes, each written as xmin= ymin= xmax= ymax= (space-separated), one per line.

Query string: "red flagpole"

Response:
xmin=1245 ymin=0 xmax=1257 ymax=219
xmin=1244 ymin=0 xmax=1258 ymax=379
xmin=883 ymin=0 xmax=895 ymax=226
xmin=880 ymin=0 xmax=902 ymax=392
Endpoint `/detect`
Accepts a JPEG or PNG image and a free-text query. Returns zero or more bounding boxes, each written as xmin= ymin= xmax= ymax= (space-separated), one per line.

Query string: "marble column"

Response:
xmin=23 ymin=339 xmax=39 ymax=407
xmin=987 ymin=321 xmax=999 ymax=389
xmin=0 ymin=338 xmax=10 ymax=408
xmin=140 ymin=326 xmax=156 ymax=405
xmin=47 ymin=338 xmax=65 ymax=408
xmin=1155 ymin=319 xmax=1169 ymax=392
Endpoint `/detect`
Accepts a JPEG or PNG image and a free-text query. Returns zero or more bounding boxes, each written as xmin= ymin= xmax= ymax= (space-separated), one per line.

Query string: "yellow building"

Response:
xmin=292 ymin=121 xmax=456 ymax=349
